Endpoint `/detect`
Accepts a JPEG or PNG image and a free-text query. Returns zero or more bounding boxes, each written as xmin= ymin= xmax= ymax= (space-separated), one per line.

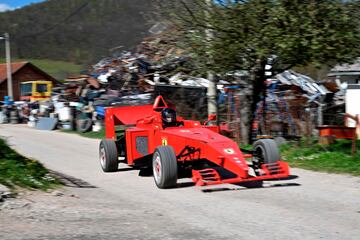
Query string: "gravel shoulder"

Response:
xmin=0 ymin=187 xmax=219 ymax=240
xmin=1 ymin=124 xmax=360 ymax=240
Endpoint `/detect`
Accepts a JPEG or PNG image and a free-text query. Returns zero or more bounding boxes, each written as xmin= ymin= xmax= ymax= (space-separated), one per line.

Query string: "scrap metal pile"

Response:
xmin=253 ymin=70 xmax=346 ymax=138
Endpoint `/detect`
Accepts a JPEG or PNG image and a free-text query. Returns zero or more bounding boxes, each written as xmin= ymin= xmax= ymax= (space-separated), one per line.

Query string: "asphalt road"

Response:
xmin=1 ymin=124 xmax=360 ymax=240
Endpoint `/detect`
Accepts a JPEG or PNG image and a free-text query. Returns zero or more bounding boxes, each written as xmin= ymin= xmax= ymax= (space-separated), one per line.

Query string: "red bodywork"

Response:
xmin=105 ymin=96 xmax=290 ymax=186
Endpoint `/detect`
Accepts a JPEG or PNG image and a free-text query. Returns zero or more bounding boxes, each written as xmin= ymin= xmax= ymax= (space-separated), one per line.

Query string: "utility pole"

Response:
xmin=4 ymin=33 xmax=13 ymax=100
xmin=205 ymin=0 xmax=217 ymax=116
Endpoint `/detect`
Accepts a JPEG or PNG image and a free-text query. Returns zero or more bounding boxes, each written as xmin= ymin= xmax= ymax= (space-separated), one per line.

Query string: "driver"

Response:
xmin=161 ymin=108 xmax=177 ymax=128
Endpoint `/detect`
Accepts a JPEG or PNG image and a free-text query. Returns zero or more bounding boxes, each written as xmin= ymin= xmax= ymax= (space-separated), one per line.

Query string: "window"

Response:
xmin=36 ymin=84 xmax=48 ymax=93
xmin=20 ymin=83 xmax=32 ymax=96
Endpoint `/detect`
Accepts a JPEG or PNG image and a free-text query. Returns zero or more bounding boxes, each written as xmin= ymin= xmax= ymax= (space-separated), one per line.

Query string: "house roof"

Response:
xmin=0 ymin=62 xmax=28 ymax=84
xmin=0 ymin=61 xmax=57 ymax=84
xmin=329 ymin=58 xmax=360 ymax=76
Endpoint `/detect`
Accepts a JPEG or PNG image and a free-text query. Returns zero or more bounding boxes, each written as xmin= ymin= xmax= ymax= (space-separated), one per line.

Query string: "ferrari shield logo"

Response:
xmin=224 ymin=148 xmax=235 ymax=154
xmin=162 ymin=138 xmax=168 ymax=146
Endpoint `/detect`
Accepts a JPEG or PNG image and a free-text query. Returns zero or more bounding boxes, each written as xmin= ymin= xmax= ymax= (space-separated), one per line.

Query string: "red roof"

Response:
xmin=0 ymin=62 xmax=28 ymax=84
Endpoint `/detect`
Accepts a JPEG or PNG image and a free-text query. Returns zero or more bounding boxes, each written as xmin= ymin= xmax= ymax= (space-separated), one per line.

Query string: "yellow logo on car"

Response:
xmin=162 ymin=138 xmax=168 ymax=146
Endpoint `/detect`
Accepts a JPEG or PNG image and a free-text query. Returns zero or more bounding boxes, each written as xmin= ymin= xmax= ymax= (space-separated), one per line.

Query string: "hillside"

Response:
xmin=0 ymin=0 xmax=155 ymax=64
xmin=0 ymin=58 xmax=83 ymax=80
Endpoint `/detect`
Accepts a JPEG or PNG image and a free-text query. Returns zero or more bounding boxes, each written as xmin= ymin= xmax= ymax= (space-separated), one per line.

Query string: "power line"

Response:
xmin=21 ymin=0 xmax=92 ymax=39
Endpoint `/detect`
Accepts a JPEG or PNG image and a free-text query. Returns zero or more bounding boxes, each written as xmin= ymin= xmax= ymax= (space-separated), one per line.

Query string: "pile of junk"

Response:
xmin=252 ymin=70 xmax=346 ymax=139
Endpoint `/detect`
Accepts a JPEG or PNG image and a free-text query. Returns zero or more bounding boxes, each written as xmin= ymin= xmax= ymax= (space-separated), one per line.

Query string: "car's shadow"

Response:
xmin=123 ymin=167 xmax=300 ymax=191
xmin=264 ymin=175 xmax=299 ymax=181
xmin=117 ymin=167 xmax=135 ymax=172
xmin=201 ymin=182 xmax=301 ymax=193
xmin=201 ymin=175 xmax=300 ymax=193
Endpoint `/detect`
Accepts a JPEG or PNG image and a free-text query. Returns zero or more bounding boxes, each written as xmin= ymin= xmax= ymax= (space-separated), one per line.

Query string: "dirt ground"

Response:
xmin=0 ymin=186 xmax=218 ymax=240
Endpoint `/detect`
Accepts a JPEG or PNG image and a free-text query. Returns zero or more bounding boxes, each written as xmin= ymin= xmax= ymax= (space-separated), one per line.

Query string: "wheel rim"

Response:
xmin=254 ymin=145 xmax=265 ymax=167
xmin=153 ymin=153 xmax=162 ymax=184
xmin=100 ymin=147 xmax=106 ymax=169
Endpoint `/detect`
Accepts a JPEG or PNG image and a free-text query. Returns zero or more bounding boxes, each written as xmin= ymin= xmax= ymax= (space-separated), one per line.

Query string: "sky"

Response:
xmin=0 ymin=0 xmax=45 ymax=12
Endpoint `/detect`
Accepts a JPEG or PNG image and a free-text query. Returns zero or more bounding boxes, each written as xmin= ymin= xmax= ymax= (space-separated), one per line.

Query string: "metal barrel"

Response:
xmin=9 ymin=110 xmax=19 ymax=124
xmin=0 ymin=111 xmax=8 ymax=124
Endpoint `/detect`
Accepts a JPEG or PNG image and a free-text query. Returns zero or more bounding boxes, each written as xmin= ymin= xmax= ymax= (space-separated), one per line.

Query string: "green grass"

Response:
xmin=61 ymin=128 xmax=105 ymax=139
xmin=0 ymin=138 xmax=59 ymax=190
xmin=0 ymin=58 xmax=84 ymax=80
xmin=280 ymin=139 xmax=360 ymax=176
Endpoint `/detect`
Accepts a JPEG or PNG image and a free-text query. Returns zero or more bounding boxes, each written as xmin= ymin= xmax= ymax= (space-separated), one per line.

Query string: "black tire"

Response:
xmin=99 ymin=139 xmax=119 ymax=172
xmin=152 ymin=146 xmax=178 ymax=189
xmin=77 ymin=118 xmax=93 ymax=133
xmin=253 ymin=139 xmax=280 ymax=164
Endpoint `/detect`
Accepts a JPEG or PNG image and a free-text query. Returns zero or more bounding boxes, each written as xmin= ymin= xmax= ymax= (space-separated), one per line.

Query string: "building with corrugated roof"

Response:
xmin=0 ymin=61 xmax=57 ymax=101
xmin=328 ymin=58 xmax=360 ymax=84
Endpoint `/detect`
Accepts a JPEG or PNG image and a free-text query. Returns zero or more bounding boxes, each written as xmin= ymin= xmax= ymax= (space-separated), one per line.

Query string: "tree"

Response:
xmin=153 ymin=0 xmax=360 ymax=144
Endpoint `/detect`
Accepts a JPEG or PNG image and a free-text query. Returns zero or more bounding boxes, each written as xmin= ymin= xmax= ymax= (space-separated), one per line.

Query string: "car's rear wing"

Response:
xmin=105 ymin=96 xmax=169 ymax=139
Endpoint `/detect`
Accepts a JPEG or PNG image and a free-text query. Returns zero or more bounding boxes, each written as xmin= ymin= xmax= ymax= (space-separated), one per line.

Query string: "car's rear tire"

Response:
xmin=99 ymin=139 xmax=118 ymax=172
xmin=152 ymin=146 xmax=178 ymax=189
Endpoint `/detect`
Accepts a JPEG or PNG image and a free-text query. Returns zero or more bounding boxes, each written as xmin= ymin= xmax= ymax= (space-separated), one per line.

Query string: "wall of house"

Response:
xmin=0 ymin=81 xmax=7 ymax=101
xmin=0 ymin=65 xmax=54 ymax=101
xmin=346 ymin=84 xmax=360 ymax=127
xmin=0 ymin=81 xmax=9 ymax=102
xmin=327 ymin=75 xmax=360 ymax=84
xmin=339 ymin=75 xmax=360 ymax=84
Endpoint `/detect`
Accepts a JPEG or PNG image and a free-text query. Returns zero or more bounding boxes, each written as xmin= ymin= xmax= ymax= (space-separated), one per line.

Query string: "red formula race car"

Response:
xmin=99 ymin=96 xmax=290 ymax=189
